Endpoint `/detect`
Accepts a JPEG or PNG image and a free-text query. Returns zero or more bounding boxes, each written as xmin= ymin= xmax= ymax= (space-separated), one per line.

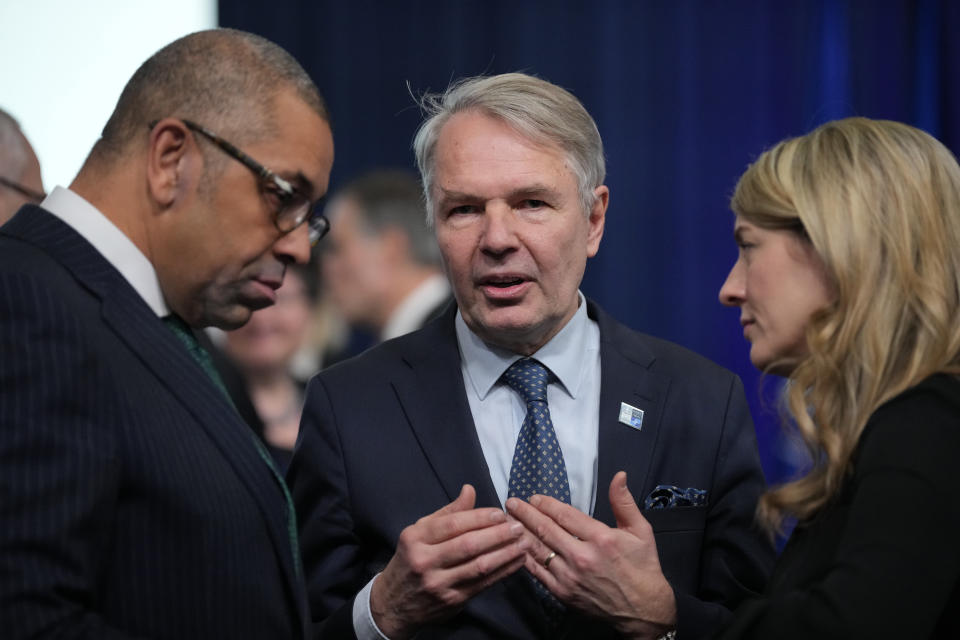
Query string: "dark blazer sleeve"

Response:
xmin=288 ymin=375 xmax=362 ymax=639
xmin=671 ymin=375 xmax=774 ymax=638
xmin=0 ymin=273 xmax=145 ymax=639
xmin=719 ymin=379 xmax=960 ymax=639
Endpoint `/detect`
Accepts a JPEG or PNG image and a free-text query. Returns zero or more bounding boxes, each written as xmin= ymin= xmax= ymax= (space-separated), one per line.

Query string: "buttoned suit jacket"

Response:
xmin=289 ymin=300 xmax=774 ymax=639
xmin=0 ymin=206 xmax=310 ymax=639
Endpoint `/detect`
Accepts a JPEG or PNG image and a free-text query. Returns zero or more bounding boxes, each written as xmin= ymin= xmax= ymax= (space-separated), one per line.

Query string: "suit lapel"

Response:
xmin=386 ymin=309 xmax=548 ymax=635
xmin=7 ymin=207 xmax=309 ymax=630
xmin=388 ymin=300 xmax=672 ymax=526
xmin=390 ymin=308 xmax=502 ymax=509
xmin=589 ymin=301 xmax=671 ymax=527
xmin=101 ymin=296 xmax=307 ymax=621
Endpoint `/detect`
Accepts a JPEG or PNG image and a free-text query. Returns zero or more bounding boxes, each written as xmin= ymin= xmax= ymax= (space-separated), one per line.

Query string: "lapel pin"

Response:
xmin=618 ymin=402 xmax=645 ymax=430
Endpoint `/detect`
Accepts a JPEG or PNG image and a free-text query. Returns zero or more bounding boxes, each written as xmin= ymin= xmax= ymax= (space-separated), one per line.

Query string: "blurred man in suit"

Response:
xmin=290 ymin=72 xmax=772 ymax=639
xmin=0 ymin=107 xmax=45 ymax=224
xmin=322 ymin=169 xmax=451 ymax=344
xmin=0 ymin=29 xmax=334 ymax=639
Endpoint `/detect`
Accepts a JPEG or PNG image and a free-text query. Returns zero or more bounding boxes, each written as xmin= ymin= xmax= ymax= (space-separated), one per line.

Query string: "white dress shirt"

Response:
xmin=354 ymin=293 xmax=602 ymax=639
xmin=455 ymin=293 xmax=602 ymax=515
xmin=381 ymin=273 xmax=451 ymax=341
xmin=40 ymin=186 xmax=168 ymax=316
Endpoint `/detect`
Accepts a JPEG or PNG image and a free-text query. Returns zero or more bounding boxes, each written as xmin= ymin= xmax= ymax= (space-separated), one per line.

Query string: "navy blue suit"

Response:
xmin=0 ymin=206 xmax=309 ymax=639
xmin=289 ymin=299 xmax=774 ymax=639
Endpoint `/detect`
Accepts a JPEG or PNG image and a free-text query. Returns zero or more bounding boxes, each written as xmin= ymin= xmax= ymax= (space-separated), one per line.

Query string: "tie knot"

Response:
xmin=502 ymin=358 xmax=550 ymax=404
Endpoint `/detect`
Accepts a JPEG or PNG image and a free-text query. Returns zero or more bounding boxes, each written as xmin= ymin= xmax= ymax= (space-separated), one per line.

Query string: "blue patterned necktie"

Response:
xmin=504 ymin=358 xmax=571 ymax=505
xmin=162 ymin=314 xmax=302 ymax=580
xmin=503 ymin=357 xmax=570 ymax=627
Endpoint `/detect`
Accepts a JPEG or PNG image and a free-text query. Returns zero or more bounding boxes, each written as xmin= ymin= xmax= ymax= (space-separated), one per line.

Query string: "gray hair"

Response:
xmin=333 ymin=169 xmax=440 ymax=266
xmin=0 ymin=108 xmax=31 ymax=179
xmin=412 ymin=72 xmax=606 ymax=225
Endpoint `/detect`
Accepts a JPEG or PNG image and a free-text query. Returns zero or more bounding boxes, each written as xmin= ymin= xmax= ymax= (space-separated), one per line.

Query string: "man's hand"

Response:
xmin=371 ymin=484 xmax=528 ymax=639
xmin=506 ymin=471 xmax=677 ymax=639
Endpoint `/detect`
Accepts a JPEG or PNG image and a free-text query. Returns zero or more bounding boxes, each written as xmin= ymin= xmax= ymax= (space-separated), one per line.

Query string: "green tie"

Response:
xmin=162 ymin=314 xmax=303 ymax=580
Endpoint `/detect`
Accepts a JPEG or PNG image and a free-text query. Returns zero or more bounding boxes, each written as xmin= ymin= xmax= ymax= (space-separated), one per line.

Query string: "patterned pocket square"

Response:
xmin=643 ymin=484 xmax=707 ymax=510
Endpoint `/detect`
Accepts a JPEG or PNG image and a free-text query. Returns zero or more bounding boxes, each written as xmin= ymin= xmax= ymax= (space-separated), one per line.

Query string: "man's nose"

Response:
xmin=273 ymin=222 xmax=312 ymax=265
xmin=480 ymin=203 xmax=519 ymax=255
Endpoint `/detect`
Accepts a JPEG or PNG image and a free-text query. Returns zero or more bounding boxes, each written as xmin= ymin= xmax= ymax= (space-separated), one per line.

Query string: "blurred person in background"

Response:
xmin=223 ymin=263 xmax=317 ymax=469
xmin=0 ymin=107 xmax=45 ymax=225
xmin=321 ymin=169 xmax=451 ymax=349
xmin=718 ymin=117 xmax=960 ymax=638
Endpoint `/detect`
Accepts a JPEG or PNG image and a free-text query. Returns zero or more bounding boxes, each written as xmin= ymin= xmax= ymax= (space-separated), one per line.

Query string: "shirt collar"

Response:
xmin=456 ymin=292 xmax=592 ymax=401
xmin=382 ymin=273 xmax=450 ymax=341
xmin=41 ymin=186 xmax=170 ymax=316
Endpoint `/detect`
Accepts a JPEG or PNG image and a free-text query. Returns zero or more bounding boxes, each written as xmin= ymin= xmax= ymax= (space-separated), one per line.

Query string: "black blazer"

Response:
xmin=720 ymin=374 xmax=960 ymax=639
xmin=0 ymin=206 xmax=310 ymax=639
xmin=289 ymin=300 xmax=774 ymax=639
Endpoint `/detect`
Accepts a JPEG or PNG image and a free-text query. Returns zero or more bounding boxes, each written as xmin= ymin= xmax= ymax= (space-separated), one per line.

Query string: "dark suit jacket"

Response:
xmin=0 ymin=206 xmax=310 ymax=639
xmin=289 ymin=300 xmax=774 ymax=639
xmin=720 ymin=374 xmax=960 ymax=639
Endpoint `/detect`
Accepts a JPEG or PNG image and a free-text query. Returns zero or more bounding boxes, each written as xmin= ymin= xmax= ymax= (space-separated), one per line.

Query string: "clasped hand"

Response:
xmin=370 ymin=484 xmax=528 ymax=639
xmin=506 ymin=471 xmax=678 ymax=639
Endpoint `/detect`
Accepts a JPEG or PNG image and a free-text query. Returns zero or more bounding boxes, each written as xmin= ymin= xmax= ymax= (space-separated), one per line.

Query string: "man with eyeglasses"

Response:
xmin=0 ymin=107 xmax=45 ymax=225
xmin=0 ymin=29 xmax=333 ymax=640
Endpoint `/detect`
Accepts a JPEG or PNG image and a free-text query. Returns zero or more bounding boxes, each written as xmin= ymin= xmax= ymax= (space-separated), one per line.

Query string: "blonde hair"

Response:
xmin=732 ymin=117 xmax=960 ymax=533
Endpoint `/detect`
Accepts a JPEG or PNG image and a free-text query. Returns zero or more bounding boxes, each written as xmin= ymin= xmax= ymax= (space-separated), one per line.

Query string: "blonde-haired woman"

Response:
xmin=718 ymin=117 xmax=960 ymax=638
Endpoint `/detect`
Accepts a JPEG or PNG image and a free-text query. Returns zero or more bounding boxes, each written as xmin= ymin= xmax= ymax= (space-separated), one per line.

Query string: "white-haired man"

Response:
xmin=290 ymin=72 xmax=772 ymax=639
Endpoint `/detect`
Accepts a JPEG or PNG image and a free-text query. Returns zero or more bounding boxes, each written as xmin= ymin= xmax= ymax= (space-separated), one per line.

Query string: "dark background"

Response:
xmin=220 ymin=0 xmax=960 ymax=485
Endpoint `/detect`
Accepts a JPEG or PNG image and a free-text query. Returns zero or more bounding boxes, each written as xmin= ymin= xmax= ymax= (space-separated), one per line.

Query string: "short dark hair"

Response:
xmin=334 ymin=169 xmax=439 ymax=267
xmin=89 ymin=28 xmax=328 ymax=166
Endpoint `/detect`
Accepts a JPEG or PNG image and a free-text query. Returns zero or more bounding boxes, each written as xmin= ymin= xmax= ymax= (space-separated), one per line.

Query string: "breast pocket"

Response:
xmin=642 ymin=506 xmax=707 ymax=591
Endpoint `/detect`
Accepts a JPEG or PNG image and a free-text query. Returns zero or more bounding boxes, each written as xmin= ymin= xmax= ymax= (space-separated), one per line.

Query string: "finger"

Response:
xmin=420 ymin=506 xmax=510 ymax=545
xmin=444 ymin=529 xmax=529 ymax=585
xmin=608 ymin=471 xmax=645 ymax=531
xmin=422 ymin=530 xmax=527 ymax=603
xmin=521 ymin=548 xmax=567 ymax=597
xmin=434 ymin=484 xmax=477 ymax=516
xmin=433 ymin=520 xmax=526 ymax=568
xmin=514 ymin=522 xmax=554 ymax=568
xmin=429 ymin=551 xmax=528 ymax=611
xmin=505 ymin=497 xmax=582 ymax=558
xmin=460 ymin=551 xmax=527 ymax=595
xmin=517 ymin=493 xmax=604 ymax=542
xmin=477 ymin=550 xmax=527 ymax=588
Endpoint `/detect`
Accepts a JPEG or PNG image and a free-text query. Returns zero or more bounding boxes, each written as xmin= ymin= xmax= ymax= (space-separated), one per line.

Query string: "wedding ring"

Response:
xmin=543 ymin=551 xmax=557 ymax=568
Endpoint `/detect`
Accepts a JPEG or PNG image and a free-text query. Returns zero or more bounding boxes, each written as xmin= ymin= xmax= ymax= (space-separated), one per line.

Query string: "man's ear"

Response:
xmin=145 ymin=119 xmax=197 ymax=208
xmin=586 ymin=185 xmax=608 ymax=258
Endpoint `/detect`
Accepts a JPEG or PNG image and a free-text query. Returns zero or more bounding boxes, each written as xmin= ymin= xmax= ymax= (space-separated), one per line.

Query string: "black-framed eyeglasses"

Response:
xmin=147 ymin=119 xmax=329 ymax=246
xmin=0 ymin=175 xmax=46 ymax=204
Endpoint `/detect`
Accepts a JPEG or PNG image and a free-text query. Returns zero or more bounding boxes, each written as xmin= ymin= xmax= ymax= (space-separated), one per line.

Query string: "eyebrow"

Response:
xmin=437 ymin=183 xmax=565 ymax=207
xmin=280 ymin=170 xmax=318 ymax=201
xmin=733 ymin=224 xmax=750 ymax=243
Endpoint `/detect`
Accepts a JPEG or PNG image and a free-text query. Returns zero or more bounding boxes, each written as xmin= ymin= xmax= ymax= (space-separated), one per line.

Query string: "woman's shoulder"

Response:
xmin=873 ymin=373 xmax=960 ymax=424
xmin=856 ymin=373 xmax=960 ymax=476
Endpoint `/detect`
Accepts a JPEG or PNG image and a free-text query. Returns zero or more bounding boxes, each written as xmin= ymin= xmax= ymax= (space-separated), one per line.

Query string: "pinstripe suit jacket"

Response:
xmin=0 ymin=205 xmax=310 ymax=639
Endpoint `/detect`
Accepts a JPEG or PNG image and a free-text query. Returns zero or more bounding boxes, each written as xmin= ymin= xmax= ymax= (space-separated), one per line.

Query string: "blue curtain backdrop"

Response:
xmin=220 ymin=0 xmax=960 ymax=485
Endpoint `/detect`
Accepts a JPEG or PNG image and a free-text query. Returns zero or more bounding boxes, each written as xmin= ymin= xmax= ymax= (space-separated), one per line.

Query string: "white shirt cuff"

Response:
xmin=352 ymin=573 xmax=391 ymax=640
